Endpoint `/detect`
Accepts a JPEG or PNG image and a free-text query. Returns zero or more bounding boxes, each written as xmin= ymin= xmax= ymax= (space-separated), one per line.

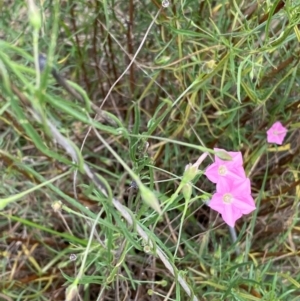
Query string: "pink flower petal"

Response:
xmin=217 ymin=178 xmax=255 ymax=207
xmin=205 ymin=149 xmax=246 ymax=183
xmin=223 ymin=167 xmax=246 ymax=181
xmin=209 ymin=192 xmax=227 ymax=213
xmin=205 ymin=164 xmax=222 ymax=183
xmin=232 ymin=196 xmax=256 ymax=214
xmin=266 ymin=121 xmax=287 ymax=145
xmin=208 ymin=177 xmax=256 ymax=226
xmin=215 ymin=177 xmax=231 ymax=192
xmin=222 ymin=205 xmax=243 ymax=227
xmin=216 ymin=177 xmax=250 ymax=195
xmin=214 ymin=148 xmax=244 ymax=166
xmin=209 ymin=193 xmax=244 ymax=227
xmin=220 ymin=177 xmax=251 ymax=196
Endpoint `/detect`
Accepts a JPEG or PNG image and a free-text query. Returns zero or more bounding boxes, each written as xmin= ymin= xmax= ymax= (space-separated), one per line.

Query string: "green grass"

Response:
xmin=0 ymin=0 xmax=300 ymax=300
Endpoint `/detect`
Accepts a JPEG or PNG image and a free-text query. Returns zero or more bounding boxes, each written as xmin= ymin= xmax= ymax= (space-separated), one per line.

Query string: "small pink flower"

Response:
xmin=266 ymin=121 xmax=287 ymax=145
xmin=208 ymin=177 xmax=256 ymax=227
xmin=205 ymin=148 xmax=246 ymax=183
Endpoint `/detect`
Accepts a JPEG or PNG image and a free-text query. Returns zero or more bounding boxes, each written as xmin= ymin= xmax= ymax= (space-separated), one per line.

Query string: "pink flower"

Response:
xmin=266 ymin=121 xmax=287 ymax=145
xmin=205 ymin=148 xmax=246 ymax=183
xmin=208 ymin=178 xmax=256 ymax=227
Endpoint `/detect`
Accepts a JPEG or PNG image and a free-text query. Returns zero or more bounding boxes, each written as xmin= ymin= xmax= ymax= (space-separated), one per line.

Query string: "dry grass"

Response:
xmin=0 ymin=1 xmax=300 ymax=300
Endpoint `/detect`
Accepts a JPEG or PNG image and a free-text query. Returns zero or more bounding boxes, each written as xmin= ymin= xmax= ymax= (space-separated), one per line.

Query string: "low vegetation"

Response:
xmin=0 ymin=1 xmax=299 ymax=300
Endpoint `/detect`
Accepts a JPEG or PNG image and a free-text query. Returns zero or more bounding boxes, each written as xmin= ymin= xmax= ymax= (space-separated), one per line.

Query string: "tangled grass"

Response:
xmin=0 ymin=1 xmax=300 ymax=300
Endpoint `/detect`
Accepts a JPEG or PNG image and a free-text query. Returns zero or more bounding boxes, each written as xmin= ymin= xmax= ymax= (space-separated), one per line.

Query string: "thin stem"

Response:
xmin=33 ymin=28 xmax=40 ymax=87
xmin=229 ymin=226 xmax=240 ymax=255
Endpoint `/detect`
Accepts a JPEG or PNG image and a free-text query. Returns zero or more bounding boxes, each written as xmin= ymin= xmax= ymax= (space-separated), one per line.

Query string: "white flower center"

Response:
xmin=218 ymin=165 xmax=227 ymax=176
xmin=223 ymin=193 xmax=233 ymax=204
